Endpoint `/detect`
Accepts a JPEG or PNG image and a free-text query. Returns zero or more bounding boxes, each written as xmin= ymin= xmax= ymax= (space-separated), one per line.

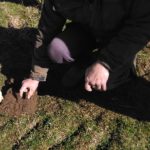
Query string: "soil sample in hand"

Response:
xmin=0 ymin=88 xmax=38 ymax=117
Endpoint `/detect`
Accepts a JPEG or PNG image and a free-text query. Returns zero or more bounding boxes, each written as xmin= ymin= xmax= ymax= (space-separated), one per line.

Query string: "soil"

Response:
xmin=0 ymin=88 xmax=38 ymax=117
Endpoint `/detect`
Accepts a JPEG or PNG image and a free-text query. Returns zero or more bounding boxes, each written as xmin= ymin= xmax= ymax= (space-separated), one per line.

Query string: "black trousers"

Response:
xmin=54 ymin=23 xmax=136 ymax=90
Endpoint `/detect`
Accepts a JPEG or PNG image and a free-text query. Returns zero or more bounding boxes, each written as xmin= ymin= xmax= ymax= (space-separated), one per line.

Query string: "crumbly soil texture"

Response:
xmin=0 ymin=88 xmax=37 ymax=117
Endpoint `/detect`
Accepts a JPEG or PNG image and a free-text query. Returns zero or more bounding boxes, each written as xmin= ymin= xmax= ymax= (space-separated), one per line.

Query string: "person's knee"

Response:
xmin=48 ymin=37 xmax=74 ymax=64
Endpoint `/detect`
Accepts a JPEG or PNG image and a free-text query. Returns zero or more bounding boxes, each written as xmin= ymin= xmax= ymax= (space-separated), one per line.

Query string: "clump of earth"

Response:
xmin=0 ymin=88 xmax=38 ymax=117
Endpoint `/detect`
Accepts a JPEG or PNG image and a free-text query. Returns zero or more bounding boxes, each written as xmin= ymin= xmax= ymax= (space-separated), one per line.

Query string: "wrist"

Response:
xmin=30 ymin=72 xmax=47 ymax=82
xmin=30 ymin=65 xmax=48 ymax=82
xmin=95 ymin=60 xmax=111 ymax=72
xmin=31 ymin=79 xmax=40 ymax=83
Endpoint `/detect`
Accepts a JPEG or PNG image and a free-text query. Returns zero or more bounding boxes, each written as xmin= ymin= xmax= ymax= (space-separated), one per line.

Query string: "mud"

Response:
xmin=0 ymin=88 xmax=38 ymax=117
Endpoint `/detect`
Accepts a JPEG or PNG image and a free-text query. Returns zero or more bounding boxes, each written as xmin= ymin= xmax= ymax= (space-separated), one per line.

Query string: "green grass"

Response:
xmin=0 ymin=2 xmax=40 ymax=28
xmin=0 ymin=1 xmax=150 ymax=150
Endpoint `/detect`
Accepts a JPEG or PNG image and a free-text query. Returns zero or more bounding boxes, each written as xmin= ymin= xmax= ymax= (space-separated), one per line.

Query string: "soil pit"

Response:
xmin=0 ymin=88 xmax=38 ymax=117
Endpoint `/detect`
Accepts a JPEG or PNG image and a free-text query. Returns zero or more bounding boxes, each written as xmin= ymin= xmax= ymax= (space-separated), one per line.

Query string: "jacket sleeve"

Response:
xmin=97 ymin=0 xmax=150 ymax=72
xmin=30 ymin=0 xmax=66 ymax=81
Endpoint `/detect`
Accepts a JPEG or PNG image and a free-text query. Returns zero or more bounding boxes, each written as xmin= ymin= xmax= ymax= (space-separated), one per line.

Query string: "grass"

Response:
xmin=0 ymin=2 xmax=40 ymax=28
xmin=0 ymin=1 xmax=150 ymax=150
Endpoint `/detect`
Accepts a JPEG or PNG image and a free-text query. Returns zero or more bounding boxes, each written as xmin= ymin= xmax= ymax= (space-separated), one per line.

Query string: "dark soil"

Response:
xmin=0 ymin=88 xmax=37 ymax=117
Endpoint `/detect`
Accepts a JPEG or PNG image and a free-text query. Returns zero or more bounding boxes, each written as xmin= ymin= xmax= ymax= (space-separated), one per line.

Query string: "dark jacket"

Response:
xmin=31 ymin=0 xmax=150 ymax=81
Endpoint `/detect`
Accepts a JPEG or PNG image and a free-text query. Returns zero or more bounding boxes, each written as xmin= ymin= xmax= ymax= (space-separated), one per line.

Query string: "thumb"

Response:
xmin=85 ymin=82 xmax=92 ymax=92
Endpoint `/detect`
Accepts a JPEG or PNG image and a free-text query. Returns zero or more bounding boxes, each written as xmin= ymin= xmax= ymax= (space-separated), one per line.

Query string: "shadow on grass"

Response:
xmin=0 ymin=26 xmax=150 ymax=121
xmin=39 ymin=69 xmax=150 ymax=122
xmin=0 ymin=0 xmax=40 ymax=6
xmin=0 ymin=26 xmax=37 ymax=91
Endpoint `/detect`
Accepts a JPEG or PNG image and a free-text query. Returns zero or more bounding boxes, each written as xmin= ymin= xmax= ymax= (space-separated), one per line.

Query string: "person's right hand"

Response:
xmin=19 ymin=79 xmax=39 ymax=99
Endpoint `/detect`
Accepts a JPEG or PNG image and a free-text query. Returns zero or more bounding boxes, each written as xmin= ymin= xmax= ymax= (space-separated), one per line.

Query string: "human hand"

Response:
xmin=19 ymin=79 xmax=39 ymax=99
xmin=85 ymin=61 xmax=109 ymax=92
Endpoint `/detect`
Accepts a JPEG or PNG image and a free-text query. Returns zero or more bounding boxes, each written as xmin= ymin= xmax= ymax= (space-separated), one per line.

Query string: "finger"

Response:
xmin=27 ymin=89 xmax=34 ymax=99
xmin=85 ymin=76 xmax=89 ymax=83
xmin=90 ymin=82 xmax=97 ymax=89
xmin=101 ymin=81 xmax=107 ymax=91
xmin=20 ymin=86 xmax=28 ymax=98
xmin=94 ymin=79 xmax=102 ymax=90
xmin=85 ymin=82 xmax=92 ymax=92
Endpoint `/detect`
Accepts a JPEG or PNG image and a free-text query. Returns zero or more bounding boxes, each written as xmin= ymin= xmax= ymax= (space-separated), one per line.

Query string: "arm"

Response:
xmin=97 ymin=0 xmax=150 ymax=71
xmin=31 ymin=0 xmax=66 ymax=81
xmin=85 ymin=0 xmax=150 ymax=92
xmin=20 ymin=0 xmax=65 ymax=98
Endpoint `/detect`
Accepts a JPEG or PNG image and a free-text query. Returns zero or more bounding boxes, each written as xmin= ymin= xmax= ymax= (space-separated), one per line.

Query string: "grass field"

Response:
xmin=0 ymin=1 xmax=150 ymax=150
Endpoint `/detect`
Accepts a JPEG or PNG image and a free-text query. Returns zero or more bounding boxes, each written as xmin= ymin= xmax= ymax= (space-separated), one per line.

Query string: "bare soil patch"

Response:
xmin=0 ymin=89 xmax=37 ymax=117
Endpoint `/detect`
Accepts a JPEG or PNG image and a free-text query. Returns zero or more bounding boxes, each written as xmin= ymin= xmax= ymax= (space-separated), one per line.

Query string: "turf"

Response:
xmin=0 ymin=1 xmax=150 ymax=150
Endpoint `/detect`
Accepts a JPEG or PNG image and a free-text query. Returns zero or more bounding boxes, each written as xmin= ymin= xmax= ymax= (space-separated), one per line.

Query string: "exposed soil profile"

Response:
xmin=0 ymin=88 xmax=38 ymax=117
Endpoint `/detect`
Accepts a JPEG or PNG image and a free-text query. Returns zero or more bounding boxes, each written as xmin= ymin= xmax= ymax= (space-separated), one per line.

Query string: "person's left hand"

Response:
xmin=85 ymin=61 xmax=109 ymax=92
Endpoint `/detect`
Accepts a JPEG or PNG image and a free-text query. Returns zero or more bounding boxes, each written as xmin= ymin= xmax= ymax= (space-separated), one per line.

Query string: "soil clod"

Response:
xmin=0 ymin=88 xmax=38 ymax=117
